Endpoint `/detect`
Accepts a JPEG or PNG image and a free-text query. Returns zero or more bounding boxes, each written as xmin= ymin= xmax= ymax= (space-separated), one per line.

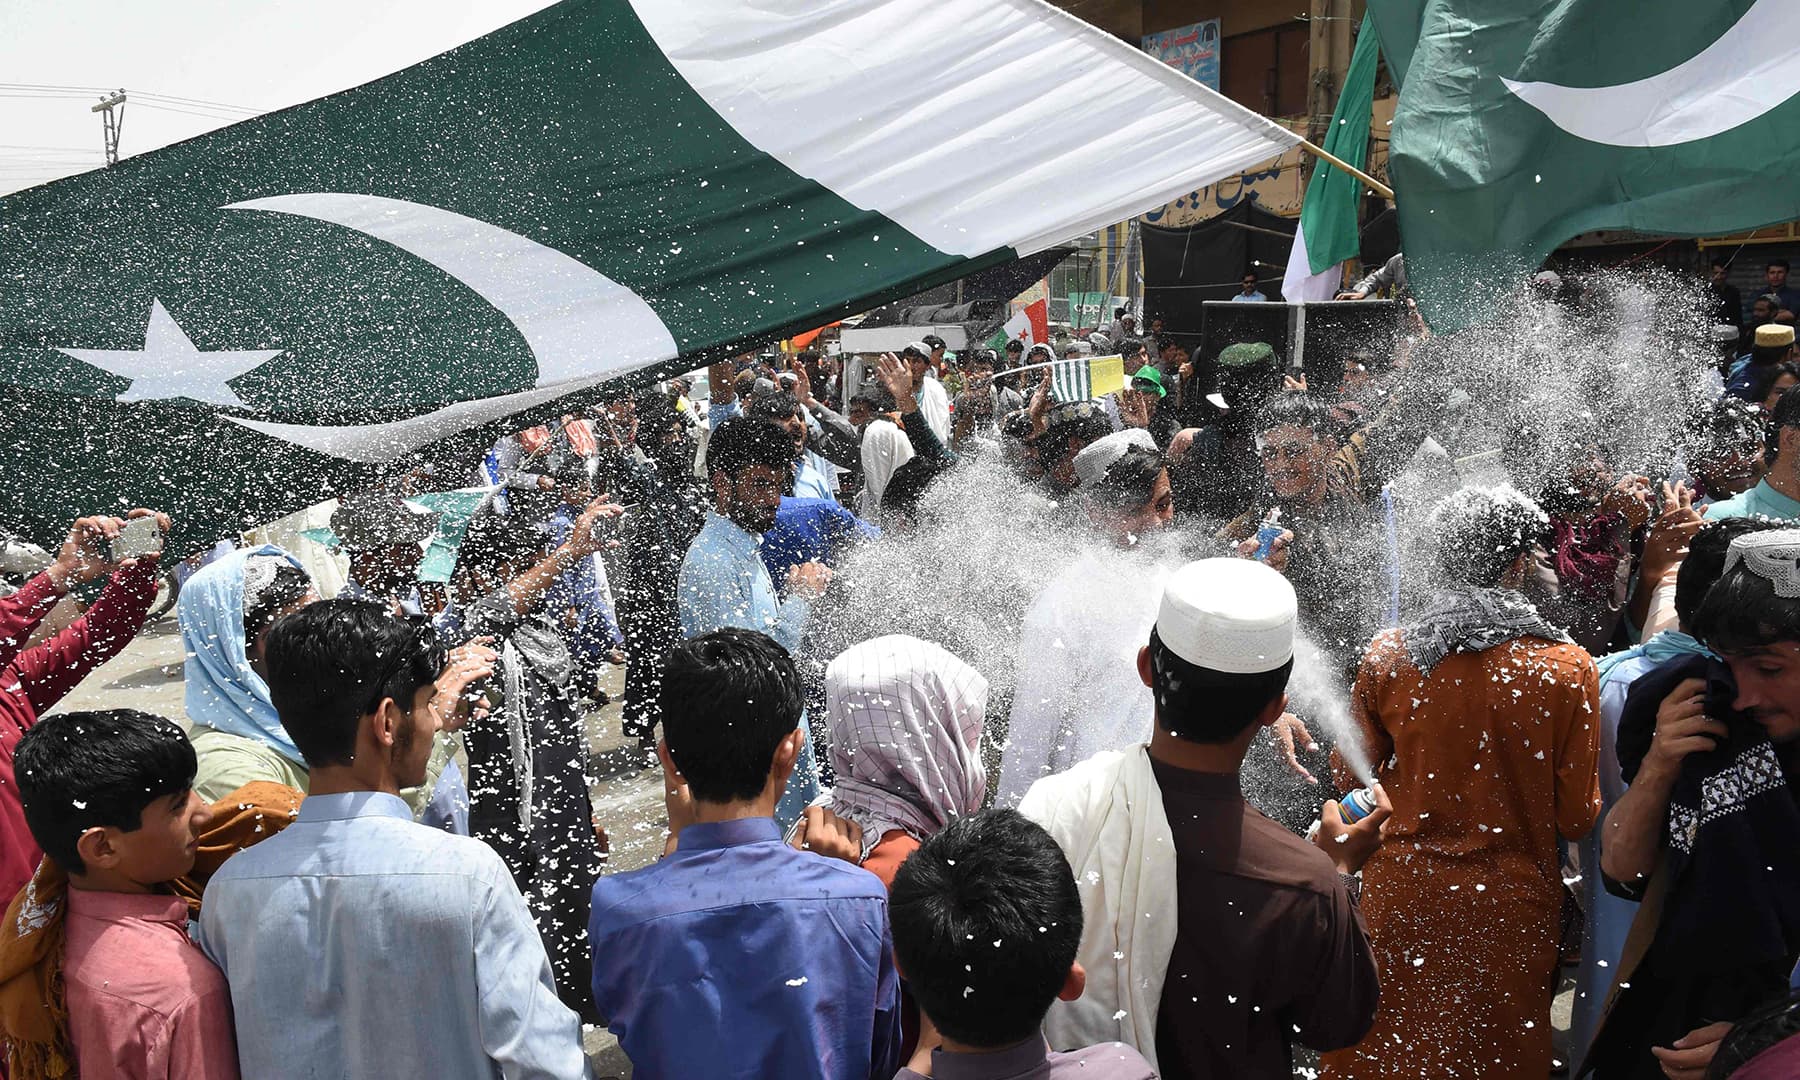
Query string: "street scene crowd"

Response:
xmin=9 ymin=261 xmax=1800 ymax=1080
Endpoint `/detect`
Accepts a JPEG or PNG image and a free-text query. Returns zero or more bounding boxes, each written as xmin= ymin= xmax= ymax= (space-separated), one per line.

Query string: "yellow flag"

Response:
xmin=1088 ymin=354 xmax=1126 ymax=397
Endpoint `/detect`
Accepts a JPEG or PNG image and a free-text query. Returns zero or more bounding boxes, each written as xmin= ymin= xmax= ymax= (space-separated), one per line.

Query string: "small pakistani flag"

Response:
xmin=1281 ymin=12 xmax=1381 ymax=303
xmin=0 ymin=0 xmax=1299 ymax=551
xmin=1050 ymin=355 xmax=1127 ymax=403
xmin=1370 ymin=0 xmax=1800 ymax=329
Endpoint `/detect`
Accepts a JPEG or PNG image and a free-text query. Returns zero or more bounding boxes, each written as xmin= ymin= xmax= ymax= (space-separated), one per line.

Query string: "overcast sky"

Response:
xmin=0 ymin=0 xmax=557 ymax=195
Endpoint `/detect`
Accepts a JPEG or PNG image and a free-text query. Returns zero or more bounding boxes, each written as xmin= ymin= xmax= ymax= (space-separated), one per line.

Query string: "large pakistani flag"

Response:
xmin=1280 ymin=12 xmax=1380 ymax=303
xmin=0 ymin=0 xmax=1299 ymax=551
xmin=1370 ymin=0 xmax=1800 ymax=328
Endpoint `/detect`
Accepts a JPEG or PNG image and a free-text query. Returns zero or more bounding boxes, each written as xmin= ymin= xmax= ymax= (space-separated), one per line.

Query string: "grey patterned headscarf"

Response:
xmin=824 ymin=635 xmax=989 ymax=860
xmin=1403 ymin=587 xmax=1571 ymax=676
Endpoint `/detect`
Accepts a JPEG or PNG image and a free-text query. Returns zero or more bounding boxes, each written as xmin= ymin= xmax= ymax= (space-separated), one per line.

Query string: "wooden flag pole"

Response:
xmin=1295 ymin=136 xmax=1394 ymax=201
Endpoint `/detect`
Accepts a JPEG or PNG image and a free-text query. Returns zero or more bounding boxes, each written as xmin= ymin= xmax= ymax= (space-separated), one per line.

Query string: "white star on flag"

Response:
xmin=58 ymin=299 xmax=282 ymax=408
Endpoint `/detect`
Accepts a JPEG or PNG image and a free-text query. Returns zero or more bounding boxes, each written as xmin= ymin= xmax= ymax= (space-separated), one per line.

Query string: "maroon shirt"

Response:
xmin=0 ymin=562 xmax=159 ymax=905
xmin=1151 ymin=759 xmax=1379 ymax=1078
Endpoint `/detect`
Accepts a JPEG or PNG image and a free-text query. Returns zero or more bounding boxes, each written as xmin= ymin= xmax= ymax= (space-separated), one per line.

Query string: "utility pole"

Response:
xmin=92 ymin=90 xmax=126 ymax=166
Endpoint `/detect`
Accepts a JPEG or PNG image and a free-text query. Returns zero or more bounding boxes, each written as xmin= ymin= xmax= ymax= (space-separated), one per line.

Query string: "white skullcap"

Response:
xmin=1071 ymin=427 xmax=1156 ymax=488
xmin=1724 ymin=529 xmax=1800 ymax=598
xmin=1155 ymin=558 xmax=1297 ymax=674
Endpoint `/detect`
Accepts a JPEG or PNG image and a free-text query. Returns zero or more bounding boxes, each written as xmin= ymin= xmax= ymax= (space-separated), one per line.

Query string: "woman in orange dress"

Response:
xmin=1323 ymin=486 xmax=1603 ymax=1080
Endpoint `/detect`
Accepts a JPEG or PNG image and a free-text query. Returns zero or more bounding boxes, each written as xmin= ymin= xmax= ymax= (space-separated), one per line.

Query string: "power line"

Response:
xmin=134 ymin=101 xmax=255 ymax=123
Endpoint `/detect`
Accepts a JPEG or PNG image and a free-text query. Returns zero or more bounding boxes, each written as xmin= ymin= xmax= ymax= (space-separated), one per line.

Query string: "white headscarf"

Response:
xmin=857 ymin=419 xmax=915 ymax=519
xmin=824 ymin=634 xmax=988 ymax=859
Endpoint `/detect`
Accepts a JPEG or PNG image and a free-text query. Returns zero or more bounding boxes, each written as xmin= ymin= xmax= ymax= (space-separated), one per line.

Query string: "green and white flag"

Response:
xmin=1370 ymin=0 xmax=1800 ymax=328
xmin=1280 ymin=12 xmax=1380 ymax=303
xmin=0 ymin=0 xmax=1299 ymax=550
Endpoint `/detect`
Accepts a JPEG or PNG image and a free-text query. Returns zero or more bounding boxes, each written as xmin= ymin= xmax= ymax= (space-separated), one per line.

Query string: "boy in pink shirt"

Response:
xmin=7 ymin=709 xmax=237 ymax=1079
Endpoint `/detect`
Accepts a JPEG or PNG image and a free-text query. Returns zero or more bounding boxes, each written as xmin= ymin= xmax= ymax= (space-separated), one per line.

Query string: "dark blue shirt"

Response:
xmin=588 ymin=818 xmax=903 ymax=1080
xmin=760 ymin=496 xmax=879 ymax=583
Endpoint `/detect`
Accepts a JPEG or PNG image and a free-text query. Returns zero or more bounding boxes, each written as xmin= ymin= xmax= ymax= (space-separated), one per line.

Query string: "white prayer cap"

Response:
xmin=1724 ymin=528 xmax=1800 ymax=598
xmin=1155 ymin=558 xmax=1297 ymax=674
xmin=1071 ymin=427 xmax=1156 ymax=488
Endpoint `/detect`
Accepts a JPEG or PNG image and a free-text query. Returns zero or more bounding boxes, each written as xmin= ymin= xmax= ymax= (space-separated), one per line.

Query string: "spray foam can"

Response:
xmin=1338 ymin=787 xmax=1378 ymax=825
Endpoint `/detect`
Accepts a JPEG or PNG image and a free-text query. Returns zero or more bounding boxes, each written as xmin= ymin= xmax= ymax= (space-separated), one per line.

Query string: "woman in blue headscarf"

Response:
xmin=183 ymin=545 xmax=466 ymax=829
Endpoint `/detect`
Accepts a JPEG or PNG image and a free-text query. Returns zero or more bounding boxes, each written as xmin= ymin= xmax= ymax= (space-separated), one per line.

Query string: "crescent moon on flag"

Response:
xmin=217 ymin=193 xmax=679 ymax=463
xmin=1500 ymin=0 xmax=1800 ymax=148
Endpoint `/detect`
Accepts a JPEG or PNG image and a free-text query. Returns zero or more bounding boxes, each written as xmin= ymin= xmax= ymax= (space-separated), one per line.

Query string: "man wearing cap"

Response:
xmin=1321 ymin=485 xmax=1601 ymax=1080
xmin=1019 ymin=559 xmax=1384 ymax=1077
xmin=1029 ymin=401 xmax=1116 ymax=497
xmin=1725 ymin=323 xmax=1797 ymax=401
xmin=332 ymin=490 xmax=437 ymax=618
xmin=1587 ymin=528 xmax=1800 ymax=1078
xmin=1707 ymin=385 xmax=1800 ymax=523
xmin=998 ymin=429 xmax=1176 ymax=807
xmin=901 ymin=341 xmax=953 ymax=445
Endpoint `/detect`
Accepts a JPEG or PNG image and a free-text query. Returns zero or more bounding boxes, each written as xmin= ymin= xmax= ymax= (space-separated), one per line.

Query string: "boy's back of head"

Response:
xmin=16 ymin=709 xmax=195 ymax=877
xmin=889 ymin=808 xmax=1083 ymax=1048
xmin=660 ymin=628 xmax=803 ymax=803
xmin=262 ymin=598 xmax=444 ymax=769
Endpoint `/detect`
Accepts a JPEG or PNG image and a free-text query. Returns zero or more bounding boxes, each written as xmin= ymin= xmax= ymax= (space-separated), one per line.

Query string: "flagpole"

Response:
xmin=1294 ymin=136 xmax=1394 ymax=200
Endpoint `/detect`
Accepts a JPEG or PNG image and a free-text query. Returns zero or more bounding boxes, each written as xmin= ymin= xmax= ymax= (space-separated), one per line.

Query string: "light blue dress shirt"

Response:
xmin=1703 ymin=477 xmax=1800 ymax=522
xmin=677 ymin=510 xmax=822 ymax=829
xmin=197 ymin=791 xmax=591 ymax=1080
xmin=1230 ymin=290 xmax=1268 ymax=302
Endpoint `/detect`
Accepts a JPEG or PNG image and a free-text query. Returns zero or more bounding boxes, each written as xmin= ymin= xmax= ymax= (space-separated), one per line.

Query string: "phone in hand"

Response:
xmin=109 ymin=516 xmax=165 ymax=562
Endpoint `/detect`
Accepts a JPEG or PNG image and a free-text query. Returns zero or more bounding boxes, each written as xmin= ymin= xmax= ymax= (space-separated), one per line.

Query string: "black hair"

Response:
xmin=263 ymin=599 xmax=446 ymax=769
xmin=1769 ymin=386 xmax=1800 ymax=464
xmin=1427 ymin=485 xmax=1551 ymax=588
xmin=1148 ymin=627 xmax=1293 ymax=743
xmin=1256 ymin=393 xmax=1336 ymax=438
xmin=244 ymin=562 xmax=314 ymax=642
xmin=1004 ymin=338 xmax=1024 ymax=353
xmin=1748 ymin=360 xmax=1800 ymax=407
xmin=633 ymin=389 xmax=679 ymax=434
xmin=1088 ymin=446 xmax=1167 ymax=512
xmin=1115 ymin=337 xmax=1145 ymax=361
xmin=1692 ymin=543 xmax=1800 ymax=656
xmin=969 ymin=350 xmax=998 ymax=370
xmin=15 ymin=709 xmax=195 ymax=875
xmin=454 ymin=509 xmax=549 ymax=583
xmin=1242 ymin=269 xmax=1259 ymax=282
xmin=661 ymin=628 xmax=804 ymax=803
xmin=1676 ymin=518 xmax=1790 ymax=630
xmin=1750 ymin=343 xmax=1795 ymax=370
xmin=888 ymin=809 xmax=1083 ymax=1048
xmin=1689 ymin=396 xmax=1766 ymax=459
xmin=1712 ymin=256 xmax=1730 ymax=270
xmin=848 ymin=392 xmax=883 ymax=414
xmin=1770 ymin=258 xmax=1791 ymax=273
xmin=922 ymin=334 xmax=946 ymax=351
xmin=705 ymin=417 xmax=797 ymax=479
xmin=745 ymin=389 xmax=803 ymax=424
xmin=1114 ymin=306 xmax=1128 ymax=318
xmin=1707 ymin=988 xmax=1800 ymax=1079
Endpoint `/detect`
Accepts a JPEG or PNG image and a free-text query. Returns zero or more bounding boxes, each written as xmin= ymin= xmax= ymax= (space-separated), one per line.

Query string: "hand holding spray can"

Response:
xmin=1251 ymin=508 xmax=1284 ymax=561
xmin=1338 ymin=787 xmax=1379 ymax=824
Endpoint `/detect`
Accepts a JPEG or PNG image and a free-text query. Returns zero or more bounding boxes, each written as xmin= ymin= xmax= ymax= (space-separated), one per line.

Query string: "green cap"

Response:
xmin=1130 ymin=365 xmax=1167 ymax=398
xmin=1217 ymin=341 xmax=1276 ymax=368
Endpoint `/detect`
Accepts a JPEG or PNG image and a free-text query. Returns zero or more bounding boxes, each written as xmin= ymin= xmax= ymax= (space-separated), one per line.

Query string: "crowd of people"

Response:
xmin=6 ymin=261 xmax=1800 ymax=1080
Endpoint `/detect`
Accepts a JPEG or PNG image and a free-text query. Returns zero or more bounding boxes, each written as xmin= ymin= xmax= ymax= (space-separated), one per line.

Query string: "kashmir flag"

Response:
xmin=1369 ymin=0 xmax=1800 ymax=329
xmin=0 ymin=0 xmax=1300 ymax=551
xmin=1281 ymin=12 xmax=1381 ymax=303
xmin=1050 ymin=354 xmax=1127 ymax=403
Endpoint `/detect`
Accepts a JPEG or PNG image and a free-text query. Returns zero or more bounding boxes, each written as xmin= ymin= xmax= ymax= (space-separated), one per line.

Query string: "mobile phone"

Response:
xmin=110 ymin=516 xmax=165 ymax=562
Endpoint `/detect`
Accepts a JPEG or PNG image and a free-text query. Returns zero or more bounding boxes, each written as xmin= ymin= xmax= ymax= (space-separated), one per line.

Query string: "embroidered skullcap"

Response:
xmin=1755 ymin=324 xmax=1795 ymax=348
xmin=1723 ymin=529 xmax=1800 ymax=598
